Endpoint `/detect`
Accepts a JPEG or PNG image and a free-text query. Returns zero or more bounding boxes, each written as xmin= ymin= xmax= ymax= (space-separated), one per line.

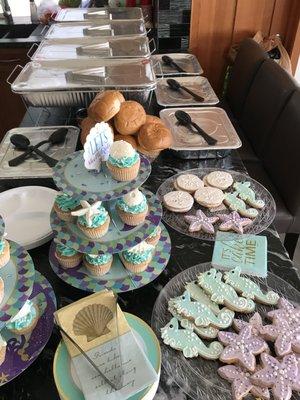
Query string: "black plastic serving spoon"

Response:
xmin=162 ymin=55 xmax=186 ymax=73
xmin=175 ymin=110 xmax=218 ymax=146
xmin=167 ymin=78 xmax=204 ymax=102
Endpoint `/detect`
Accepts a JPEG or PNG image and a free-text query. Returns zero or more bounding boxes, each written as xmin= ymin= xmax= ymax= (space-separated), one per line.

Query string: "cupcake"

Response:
xmin=6 ymin=300 xmax=39 ymax=335
xmin=0 ymin=334 xmax=6 ymax=366
xmin=121 ymin=241 xmax=154 ymax=273
xmin=53 ymin=193 xmax=80 ymax=222
xmin=106 ymin=140 xmax=140 ymax=182
xmin=116 ymin=189 xmax=148 ymax=226
xmin=0 ymin=238 xmax=10 ymax=268
xmin=55 ymin=243 xmax=82 ymax=269
xmin=72 ymin=200 xmax=110 ymax=239
xmin=83 ymin=253 xmax=113 ymax=276
xmin=146 ymin=225 xmax=161 ymax=246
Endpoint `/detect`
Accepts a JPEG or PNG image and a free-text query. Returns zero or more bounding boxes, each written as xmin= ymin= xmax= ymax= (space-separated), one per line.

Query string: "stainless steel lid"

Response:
xmin=152 ymin=53 xmax=203 ymax=76
xmin=30 ymin=36 xmax=151 ymax=60
xmin=54 ymin=7 xmax=144 ymax=22
xmin=11 ymin=58 xmax=156 ymax=92
xmin=160 ymin=107 xmax=242 ymax=151
xmin=45 ymin=20 xmax=147 ymax=40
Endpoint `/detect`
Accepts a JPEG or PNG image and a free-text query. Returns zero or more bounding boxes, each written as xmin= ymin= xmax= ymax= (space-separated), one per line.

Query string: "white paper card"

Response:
xmin=72 ymin=330 xmax=157 ymax=400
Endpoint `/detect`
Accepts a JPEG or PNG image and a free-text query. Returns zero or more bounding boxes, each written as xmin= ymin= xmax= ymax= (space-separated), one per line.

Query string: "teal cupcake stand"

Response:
xmin=49 ymin=151 xmax=171 ymax=293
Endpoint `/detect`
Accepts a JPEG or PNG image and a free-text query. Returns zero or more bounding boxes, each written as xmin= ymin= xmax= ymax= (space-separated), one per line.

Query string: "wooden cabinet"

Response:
xmin=0 ymin=47 xmax=28 ymax=140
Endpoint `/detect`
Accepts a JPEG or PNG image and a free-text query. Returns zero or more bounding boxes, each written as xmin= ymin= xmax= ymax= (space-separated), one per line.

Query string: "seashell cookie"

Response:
xmin=174 ymin=174 xmax=204 ymax=194
xmin=204 ymin=171 xmax=233 ymax=190
xmin=163 ymin=190 xmax=194 ymax=213
xmin=194 ymin=187 xmax=224 ymax=208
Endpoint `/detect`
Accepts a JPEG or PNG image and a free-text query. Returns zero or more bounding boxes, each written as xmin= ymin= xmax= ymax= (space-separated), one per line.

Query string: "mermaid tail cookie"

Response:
xmin=233 ymin=181 xmax=265 ymax=209
xmin=185 ymin=281 xmax=220 ymax=314
xmin=171 ymin=290 xmax=234 ymax=328
xmin=161 ymin=317 xmax=223 ymax=359
xmin=198 ymin=268 xmax=255 ymax=313
xmin=224 ymin=267 xmax=279 ymax=305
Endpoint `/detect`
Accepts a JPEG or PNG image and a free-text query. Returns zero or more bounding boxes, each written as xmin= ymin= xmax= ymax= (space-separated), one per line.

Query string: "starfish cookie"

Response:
xmin=184 ymin=210 xmax=219 ymax=234
xmin=218 ymin=365 xmax=270 ymax=400
xmin=251 ymin=353 xmax=298 ymax=400
xmin=218 ymin=326 xmax=268 ymax=371
xmin=217 ymin=211 xmax=253 ymax=234
xmin=71 ymin=200 xmax=102 ymax=226
xmin=233 ymin=313 xmax=265 ymax=336
xmin=267 ymin=298 xmax=300 ymax=325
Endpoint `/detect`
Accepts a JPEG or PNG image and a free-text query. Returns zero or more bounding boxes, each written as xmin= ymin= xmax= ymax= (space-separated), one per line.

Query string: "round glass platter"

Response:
xmin=151 ymin=263 xmax=300 ymax=400
xmin=53 ymin=151 xmax=151 ymax=202
xmin=0 ymin=271 xmax=56 ymax=386
xmin=49 ymin=223 xmax=171 ymax=293
xmin=156 ymin=168 xmax=276 ymax=241
xmin=51 ymin=189 xmax=162 ymax=254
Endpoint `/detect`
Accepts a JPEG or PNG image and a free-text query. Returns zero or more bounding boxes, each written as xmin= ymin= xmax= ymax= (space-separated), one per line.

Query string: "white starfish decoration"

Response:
xmin=71 ymin=200 xmax=102 ymax=227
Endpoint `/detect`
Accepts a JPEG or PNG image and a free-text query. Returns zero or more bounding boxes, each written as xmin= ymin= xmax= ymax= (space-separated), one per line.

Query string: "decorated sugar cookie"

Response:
xmin=204 ymin=171 xmax=233 ymax=190
xmin=233 ymin=181 xmax=265 ymax=209
xmin=251 ymin=353 xmax=298 ymax=400
xmin=184 ymin=210 xmax=219 ymax=234
xmin=185 ymin=281 xmax=221 ymax=314
xmin=218 ymin=326 xmax=268 ymax=371
xmin=198 ymin=269 xmax=255 ymax=313
xmin=194 ymin=186 xmax=224 ymax=208
xmin=163 ymin=190 xmax=194 ymax=213
xmin=223 ymin=193 xmax=259 ymax=219
xmin=218 ymin=211 xmax=253 ymax=234
xmin=224 ymin=267 xmax=279 ymax=305
xmin=161 ymin=317 xmax=223 ymax=359
xmin=171 ymin=290 xmax=234 ymax=328
xmin=233 ymin=313 xmax=265 ymax=336
xmin=267 ymin=297 xmax=300 ymax=325
xmin=174 ymin=174 xmax=204 ymax=193
xmin=218 ymin=365 xmax=270 ymax=400
xmin=168 ymin=300 xmax=219 ymax=339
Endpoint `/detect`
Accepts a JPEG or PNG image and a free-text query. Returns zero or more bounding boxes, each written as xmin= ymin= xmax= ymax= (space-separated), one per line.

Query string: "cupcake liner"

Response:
xmin=53 ymin=203 xmax=74 ymax=222
xmin=120 ymin=254 xmax=151 ymax=273
xmin=8 ymin=305 xmax=39 ymax=336
xmin=0 ymin=240 xmax=10 ymax=268
xmin=77 ymin=217 xmax=110 ymax=239
xmin=106 ymin=159 xmax=140 ymax=182
xmin=0 ymin=344 xmax=6 ymax=366
xmin=117 ymin=205 xmax=148 ymax=226
xmin=55 ymin=251 xmax=82 ymax=269
xmin=83 ymin=258 xmax=112 ymax=276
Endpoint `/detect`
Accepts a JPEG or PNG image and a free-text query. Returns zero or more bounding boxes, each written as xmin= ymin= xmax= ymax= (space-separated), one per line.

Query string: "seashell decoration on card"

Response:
xmin=73 ymin=304 xmax=113 ymax=342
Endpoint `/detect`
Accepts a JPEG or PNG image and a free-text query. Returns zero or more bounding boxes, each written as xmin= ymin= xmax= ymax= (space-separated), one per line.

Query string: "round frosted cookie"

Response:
xmin=163 ymin=191 xmax=194 ymax=213
xmin=194 ymin=187 xmax=224 ymax=208
xmin=174 ymin=174 xmax=204 ymax=194
xmin=204 ymin=171 xmax=233 ymax=190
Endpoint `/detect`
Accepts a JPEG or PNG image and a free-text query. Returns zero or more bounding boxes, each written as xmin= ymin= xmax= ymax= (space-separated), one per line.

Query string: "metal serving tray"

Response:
xmin=155 ymin=76 xmax=219 ymax=107
xmin=44 ymin=20 xmax=147 ymax=40
xmin=0 ymin=126 xmax=79 ymax=179
xmin=54 ymin=7 xmax=144 ymax=22
xmin=160 ymin=107 xmax=241 ymax=159
xmin=152 ymin=53 xmax=203 ymax=76
xmin=29 ymin=36 xmax=153 ymax=61
xmin=8 ymin=58 xmax=156 ymax=108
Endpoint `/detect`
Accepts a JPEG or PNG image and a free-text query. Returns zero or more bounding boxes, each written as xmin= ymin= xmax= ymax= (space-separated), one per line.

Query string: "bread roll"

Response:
xmin=114 ymin=101 xmax=146 ymax=135
xmin=88 ymin=90 xmax=125 ymax=122
xmin=138 ymin=123 xmax=172 ymax=151
xmin=80 ymin=117 xmax=96 ymax=145
xmin=145 ymin=115 xmax=165 ymax=126
xmin=114 ymin=133 xmax=138 ymax=149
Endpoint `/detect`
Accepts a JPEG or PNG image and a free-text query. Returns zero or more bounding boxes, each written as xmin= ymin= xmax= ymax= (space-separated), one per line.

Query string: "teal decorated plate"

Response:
xmin=51 ymin=190 xmax=162 ymax=255
xmin=53 ymin=151 xmax=151 ymax=202
xmin=0 ymin=241 xmax=35 ymax=329
xmin=49 ymin=223 xmax=171 ymax=293
xmin=53 ymin=312 xmax=161 ymax=400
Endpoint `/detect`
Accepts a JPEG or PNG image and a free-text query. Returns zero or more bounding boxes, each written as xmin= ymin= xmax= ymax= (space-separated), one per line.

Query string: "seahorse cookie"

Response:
xmin=224 ymin=267 xmax=279 ymax=305
xmin=224 ymin=193 xmax=259 ymax=219
xmin=194 ymin=186 xmax=224 ymax=208
xmin=163 ymin=190 xmax=194 ymax=213
xmin=161 ymin=317 xmax=223 ymax=359
xmin=233 ymin=181 xmax=265 ymax=209
xmin=204 ymin=171 xmax=234 ymax=190
xmin=198 ymin=268 xmax=255 ymax=313
xmin=174 ymin=174 xmax=204 ymax=194
xmin=185 ymin=281 xmax=221 ymax=314
xmin=171 ymin=290 xmax=234 ymax=328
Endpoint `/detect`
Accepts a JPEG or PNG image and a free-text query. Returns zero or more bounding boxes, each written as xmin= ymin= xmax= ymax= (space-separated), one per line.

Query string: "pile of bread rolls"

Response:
xmin=80 ymin=90 xmax=172 ymax=158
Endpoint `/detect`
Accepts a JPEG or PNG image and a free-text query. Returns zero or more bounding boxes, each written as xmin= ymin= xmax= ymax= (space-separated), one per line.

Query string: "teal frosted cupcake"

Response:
xmin=7 ymin=300 xmax=39 ymax=335
xmin=116 ymin=188 xmax=148 ymax=226
xmin=106 ymin=141 xmax=140 ymax=182
xmin=83 ymin=253 xmax=113 ymax=276
xmin=55 ymin=243 xmax=82 ymax=269
xmin=146 ymin=225 xmax=161 ymax=246
xmin=54 ymin=193 xmax=80 ymax=222
xmin=121 ymin=241 xmax=154 ymax=273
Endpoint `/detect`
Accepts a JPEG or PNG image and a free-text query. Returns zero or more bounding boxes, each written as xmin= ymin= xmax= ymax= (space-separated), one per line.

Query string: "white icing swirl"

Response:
xmin=109 ymin=140 xmax=135 ymax=159
xmin=128 ymin=241 xmax=154 ymax=254
xmin=123 ymin=189 xmax=144 ymax=207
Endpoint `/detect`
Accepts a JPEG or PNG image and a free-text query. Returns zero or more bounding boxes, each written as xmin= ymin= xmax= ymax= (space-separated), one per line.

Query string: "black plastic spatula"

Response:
xmin=162 ymin=55 xmax=186 ymax=73
xmin=167 ymin=78 xmax=204 ymax=102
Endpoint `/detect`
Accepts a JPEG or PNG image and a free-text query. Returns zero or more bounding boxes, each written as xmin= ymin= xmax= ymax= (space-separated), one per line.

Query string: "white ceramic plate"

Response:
xmin=0 ymin=186 xmax=57 ymax=249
